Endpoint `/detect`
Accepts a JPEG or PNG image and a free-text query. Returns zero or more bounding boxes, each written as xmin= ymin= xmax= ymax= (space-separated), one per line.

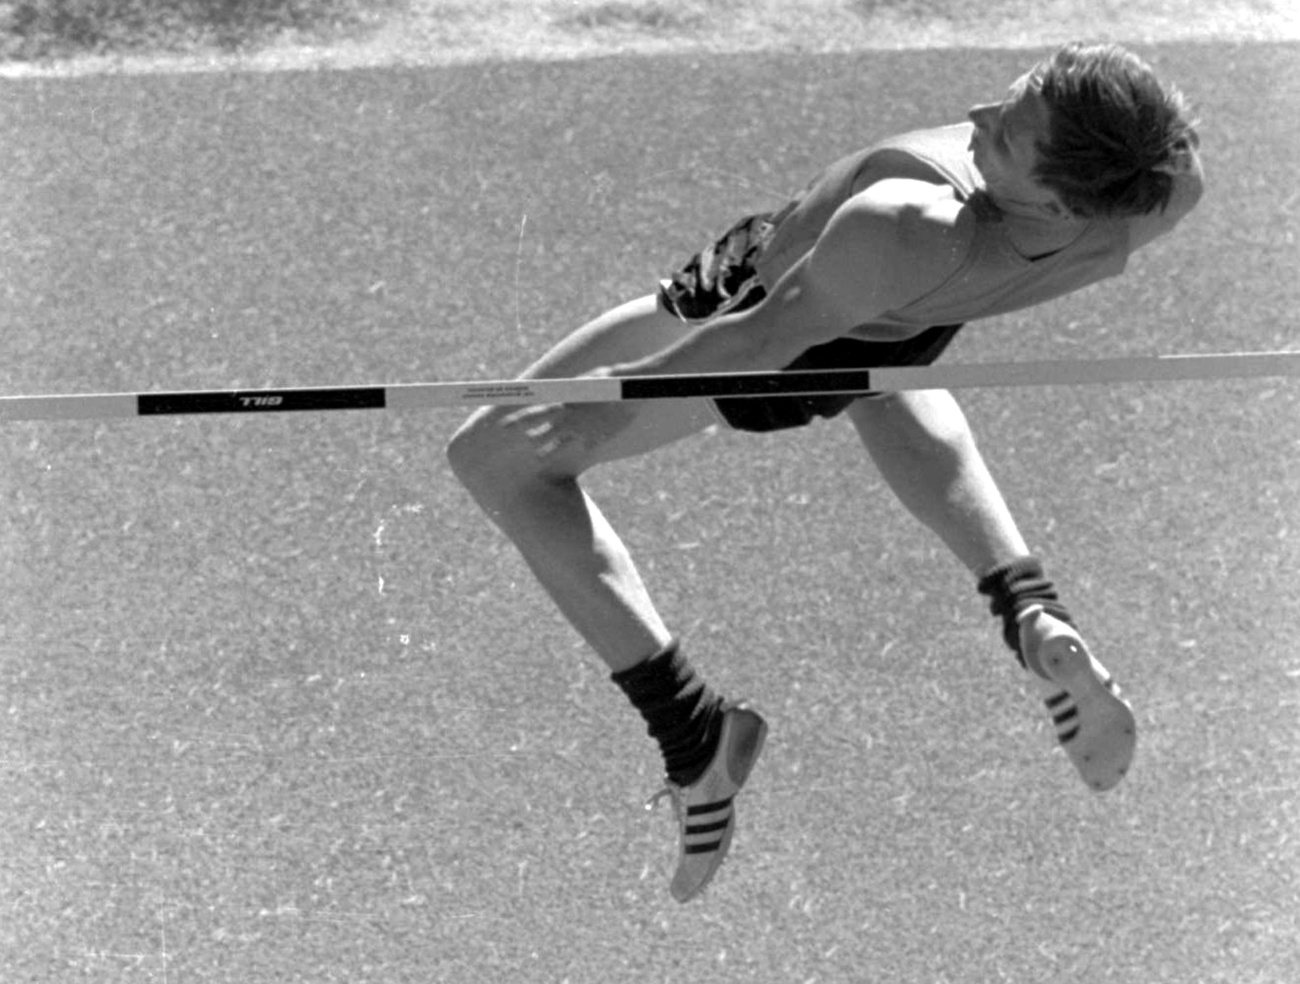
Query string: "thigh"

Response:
xmin=518 ymin=294 xmax=692 ymax=380
xmin=459 ymin=294 xmax=720 ymax=472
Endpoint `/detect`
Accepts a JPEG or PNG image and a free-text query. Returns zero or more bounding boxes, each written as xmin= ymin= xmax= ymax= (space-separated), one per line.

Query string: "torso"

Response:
xmin=753 ymin=124 xmax=1133 ymax=336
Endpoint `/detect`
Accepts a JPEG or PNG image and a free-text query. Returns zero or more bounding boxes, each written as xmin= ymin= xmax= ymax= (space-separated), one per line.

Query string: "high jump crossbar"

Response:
xmin=1 ymin=351 xmax=1297 ymax=422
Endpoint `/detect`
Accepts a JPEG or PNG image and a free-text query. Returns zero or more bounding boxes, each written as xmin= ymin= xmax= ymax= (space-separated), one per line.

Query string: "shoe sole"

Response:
xmin=1039 ymin=635 xmax=1136 ymax=792
xmin=723 ymin=701 xmax=769 ymax=789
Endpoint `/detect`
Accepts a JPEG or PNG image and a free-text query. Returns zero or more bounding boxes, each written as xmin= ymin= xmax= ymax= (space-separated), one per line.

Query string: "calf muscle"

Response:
xmin=848 ymin=391 xmax=1029 ymax=576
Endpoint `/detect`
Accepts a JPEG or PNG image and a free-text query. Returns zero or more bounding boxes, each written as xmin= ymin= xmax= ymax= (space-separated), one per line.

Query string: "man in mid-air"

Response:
xmin=447 ymin=42 xmax=1204 ymax=901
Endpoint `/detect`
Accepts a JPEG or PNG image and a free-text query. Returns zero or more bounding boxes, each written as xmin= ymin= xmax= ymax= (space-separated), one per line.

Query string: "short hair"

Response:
xmin=1031 ymin=42 xmax=1199 ymax=218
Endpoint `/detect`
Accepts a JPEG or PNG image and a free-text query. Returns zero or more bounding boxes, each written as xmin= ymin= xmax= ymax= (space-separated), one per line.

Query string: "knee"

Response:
xmin=445 ymin=408 xmax=552 ymax=503
xmin=446 ymin=410 xmax=503 ymax=493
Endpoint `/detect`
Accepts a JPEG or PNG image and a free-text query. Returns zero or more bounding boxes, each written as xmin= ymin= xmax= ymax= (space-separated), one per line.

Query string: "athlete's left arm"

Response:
xmin=1126 ymin=140 xmax=1205 ymax=251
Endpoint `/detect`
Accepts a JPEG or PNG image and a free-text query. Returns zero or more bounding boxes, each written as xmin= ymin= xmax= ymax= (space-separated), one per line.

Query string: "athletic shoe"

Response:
xmin=645 ymin=700 xmax=768 ymax=902
xmin=1021 ymin=610 xmax=1136 ymax=792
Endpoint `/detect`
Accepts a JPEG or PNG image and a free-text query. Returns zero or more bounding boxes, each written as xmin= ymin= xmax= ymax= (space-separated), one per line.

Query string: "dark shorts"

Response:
xmin=659 ymin=213 xmax=963 ymax=433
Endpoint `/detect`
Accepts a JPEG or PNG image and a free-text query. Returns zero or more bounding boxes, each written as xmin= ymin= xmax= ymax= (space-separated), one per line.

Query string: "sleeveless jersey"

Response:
xmin=752 ymin=123 xmax=1132 ymax=336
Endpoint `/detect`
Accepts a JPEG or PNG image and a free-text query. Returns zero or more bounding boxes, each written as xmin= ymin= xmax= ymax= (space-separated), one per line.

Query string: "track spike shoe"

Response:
xmin=1020 ymin=608 xmax=1136 ymax=792
xmin=645 ymin=700 xmax=767 ymax=902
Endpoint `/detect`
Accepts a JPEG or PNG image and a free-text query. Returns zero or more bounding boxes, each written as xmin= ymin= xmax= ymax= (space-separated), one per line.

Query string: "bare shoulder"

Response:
xmin=748 ymin=177 xmax=977 ymax=353
xmin=802 ymin=178 xmax=973 ymax=315
xmin=859 ymin=177 xmax=974 ymax=254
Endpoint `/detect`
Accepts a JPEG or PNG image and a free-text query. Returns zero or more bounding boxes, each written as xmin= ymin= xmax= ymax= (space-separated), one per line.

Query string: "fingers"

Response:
xmin=498 ymin=400 xmax=638 ymax=467
xmin=504 ymin=402 xmax=600 ymax=461
xmin=500 ymin=404 xmax=565 ymax=458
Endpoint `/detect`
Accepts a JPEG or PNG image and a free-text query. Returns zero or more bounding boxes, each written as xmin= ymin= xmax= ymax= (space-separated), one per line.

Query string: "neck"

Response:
xmin=994 ymin=201 xmax=1081 ymax=259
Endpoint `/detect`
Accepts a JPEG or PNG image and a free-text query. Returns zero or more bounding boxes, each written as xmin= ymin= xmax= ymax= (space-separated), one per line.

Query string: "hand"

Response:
xmin=502 ymin=369 xmax=638 ymax=463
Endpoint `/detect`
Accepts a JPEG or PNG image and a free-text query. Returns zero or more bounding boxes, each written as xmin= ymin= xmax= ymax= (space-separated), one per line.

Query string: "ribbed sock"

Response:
xmin=610 ymin=640 xmax=725 ymax=787
xmin=977 ymin=556 xmax=1077 ymax=679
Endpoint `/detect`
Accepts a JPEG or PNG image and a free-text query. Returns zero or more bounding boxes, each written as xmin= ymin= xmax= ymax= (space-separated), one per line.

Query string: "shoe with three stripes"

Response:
xmin=1020 ymin=609 xmax=1136 ymax=792
xmin=645 ymin=700 xmax=768 ymax=903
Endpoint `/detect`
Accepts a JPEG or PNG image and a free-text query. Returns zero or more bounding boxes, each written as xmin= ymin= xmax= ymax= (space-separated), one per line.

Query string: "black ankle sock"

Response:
xmin=610 ymin=640 xmax=724 ymax=786
xmin=977 ymin=556 xmax=1076 ymax=676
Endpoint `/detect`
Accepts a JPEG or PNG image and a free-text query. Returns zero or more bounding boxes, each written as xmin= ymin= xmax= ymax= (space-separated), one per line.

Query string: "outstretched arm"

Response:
xmin=520 ymin=181 xmax=969 ymax=456
xmin=608 ymin=180 xmax=971 ymax=379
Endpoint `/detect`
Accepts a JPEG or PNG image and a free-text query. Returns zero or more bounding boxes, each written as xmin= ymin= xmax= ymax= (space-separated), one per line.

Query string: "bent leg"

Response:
xmin=849 ymin=389 xmax=1137 ymax=789
xmin=446 ymin=294 xmax=716 ymax=671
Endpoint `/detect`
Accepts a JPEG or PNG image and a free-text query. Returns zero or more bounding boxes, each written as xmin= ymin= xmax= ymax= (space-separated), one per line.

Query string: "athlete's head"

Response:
xmin=1029 ymin=42 xmax=1200 ymax=219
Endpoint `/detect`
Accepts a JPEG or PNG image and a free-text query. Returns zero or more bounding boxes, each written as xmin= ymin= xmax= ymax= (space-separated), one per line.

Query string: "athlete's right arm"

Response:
xmin=610 ymin=181 xmax=970 ymax=379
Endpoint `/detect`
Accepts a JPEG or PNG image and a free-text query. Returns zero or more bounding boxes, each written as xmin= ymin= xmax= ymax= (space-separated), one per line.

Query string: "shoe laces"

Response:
xmin=645 ymin=784 xmax=683 ymax=821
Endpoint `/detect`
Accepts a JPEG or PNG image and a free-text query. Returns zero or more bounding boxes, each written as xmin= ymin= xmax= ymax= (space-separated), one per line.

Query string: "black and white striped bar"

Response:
xmin=1 ymin=351 xmax=1297 ymax=422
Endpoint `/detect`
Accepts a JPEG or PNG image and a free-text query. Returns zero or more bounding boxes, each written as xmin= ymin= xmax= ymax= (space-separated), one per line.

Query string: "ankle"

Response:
xmin=610 ymin=641 xmax=725 ymax=785
xmin=977 ymin=556 xmax=1076 ymax=676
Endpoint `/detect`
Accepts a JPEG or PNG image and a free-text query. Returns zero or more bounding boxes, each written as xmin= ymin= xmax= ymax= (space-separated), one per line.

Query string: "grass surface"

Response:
xmin=0 ymin=0 xmax=390 ymax=60
xmin=2 ymin=0 xmax=1297 ymax=69
xmin=1 ymin=41 xmax=1298 ymax=984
